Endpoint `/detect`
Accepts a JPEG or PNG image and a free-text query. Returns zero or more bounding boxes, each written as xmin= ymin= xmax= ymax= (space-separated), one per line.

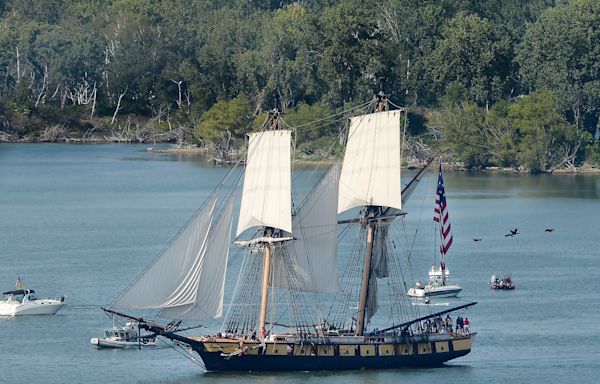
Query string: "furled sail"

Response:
xmin=272 ymin=161 xmax=342 ymax=293
xmin=338 ymin=110 xmax=402 ymax=213
xmin=236 ymin=130 xmax=292 ymax=237
xmin=110 ymin=195 xmax=217 ymax=312
xmin=366 ymin=274 xmax=379 ymax=322
xmin=160 ymin=194 xmax=235 ymax=320
xmin=364 ymin=225 xmax=390 ymax=322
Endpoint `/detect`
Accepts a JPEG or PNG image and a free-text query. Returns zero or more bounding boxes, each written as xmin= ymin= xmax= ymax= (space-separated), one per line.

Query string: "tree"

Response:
xmin=317 ymin=0 xmax=384 ymax=106
xmin=518 ymin=0 xmax=600 ymax=130
xmin=429 ymin=100 xmax=491 ymax=168
xmin=508 ymin=91 xmax=579 ymax=172
xmin=425 ymin=12 xmax=515 ymax=106
xmin=193 ymin=96 xmax=252 ymax=158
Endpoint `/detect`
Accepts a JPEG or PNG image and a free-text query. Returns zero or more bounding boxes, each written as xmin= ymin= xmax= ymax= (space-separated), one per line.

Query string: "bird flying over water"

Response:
xmin=545 ymin=228 xmax=554 ymax=232
xmin=473 ymin=238 xmax=482 ymax=241
xmin=505 ymin=228 xmax=518 ymax=237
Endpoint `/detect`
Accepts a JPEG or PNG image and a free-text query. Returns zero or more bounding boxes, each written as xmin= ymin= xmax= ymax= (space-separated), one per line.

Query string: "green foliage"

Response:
xmin=433 ymin=91 xmax=580 ymax=171
xmin=193 ymin=96 xmax=252 ymax=157
xmin=517 ymin=0 xmax=600 ymax=129
xmin=426 ymin=12 xmax=515 ymax=105
xmin=0 ymin=0 xmax=597 ymax=169
xmin=431 ymin=101 xmax=490 ymax=168
xmin=284 ymin=103 xmax=338 ymax=157
xmin=507 ymin=91 xmax=575 ymax=172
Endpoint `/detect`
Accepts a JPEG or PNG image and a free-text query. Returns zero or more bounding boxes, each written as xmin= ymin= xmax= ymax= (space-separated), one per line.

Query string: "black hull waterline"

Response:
xmin=195 ymin=349 xmax=471 ymax=372
xmin=173 ymin=335 xmax=474 ymax=372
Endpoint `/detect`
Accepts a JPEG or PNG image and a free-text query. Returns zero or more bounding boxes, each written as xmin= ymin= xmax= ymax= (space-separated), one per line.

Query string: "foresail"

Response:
xmin=272 ymin=162 xmax=341 ymax=293
xmin=160 ymin=194 xmax=235 ymax=320
xmin=110 ymin=195 xmax=217 ymax=311
xmin=236 ymin=130 xmax=292 ymax=236
xmin=338 ymin=110 xmax=402 ymax=213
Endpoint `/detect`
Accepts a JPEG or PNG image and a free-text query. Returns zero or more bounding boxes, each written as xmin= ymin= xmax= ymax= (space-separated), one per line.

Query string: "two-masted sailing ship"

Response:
xmin=104 ymin=93 xmax=476 ymax=371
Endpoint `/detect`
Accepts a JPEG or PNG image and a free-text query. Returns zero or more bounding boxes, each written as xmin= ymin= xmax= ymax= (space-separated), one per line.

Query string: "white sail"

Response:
xmin=236 ymin=130 xmax=292 ymax=237
xmin=110 ymin=195 xmax=217 ymax=311
xmin=160 ymin=194 xmax=235 ymax=320
xmin=272 ymin=162 xmax=341 ymax=292
xmin=338 ymin=110 xmax=402 ymax=213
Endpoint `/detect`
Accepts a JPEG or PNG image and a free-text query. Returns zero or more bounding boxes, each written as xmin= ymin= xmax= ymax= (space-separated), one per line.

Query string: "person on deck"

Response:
xmin=464 ymin=317 xmax=470 ymax=334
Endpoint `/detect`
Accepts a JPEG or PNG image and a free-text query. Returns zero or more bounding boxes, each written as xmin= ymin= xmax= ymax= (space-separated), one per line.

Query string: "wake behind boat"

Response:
xmin=103 ymin=93 xmax=476 ymax=371
xmin=0 ymin=277 xmax=65 ymax=317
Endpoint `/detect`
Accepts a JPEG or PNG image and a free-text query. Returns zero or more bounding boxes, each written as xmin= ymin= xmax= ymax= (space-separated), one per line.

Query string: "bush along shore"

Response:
xmin=3 ymin=122 xmax=598 ymax=175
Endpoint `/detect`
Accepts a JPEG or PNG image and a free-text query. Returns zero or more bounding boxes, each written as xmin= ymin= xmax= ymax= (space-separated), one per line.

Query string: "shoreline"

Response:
xmin=140 ymin=147 xmax=600 ymax=174
xmin=3 ymin=141 xmax=599 ymax=174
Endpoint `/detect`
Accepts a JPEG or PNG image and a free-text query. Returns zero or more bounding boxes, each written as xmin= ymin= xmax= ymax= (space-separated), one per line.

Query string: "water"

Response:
xmin=0 ymin=144 xmax=598 ymax=383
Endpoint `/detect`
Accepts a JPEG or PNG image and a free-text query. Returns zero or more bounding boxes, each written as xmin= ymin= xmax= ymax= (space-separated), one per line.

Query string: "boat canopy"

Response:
xmin=3 ymin=289 xmax=34 ymax=295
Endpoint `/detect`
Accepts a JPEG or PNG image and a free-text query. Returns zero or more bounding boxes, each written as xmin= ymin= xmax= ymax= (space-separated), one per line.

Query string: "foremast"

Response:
xmin=258 ymin=228 xmax=273 ymax=336
xmin=235 ymin=105 xmax=294 ymax=339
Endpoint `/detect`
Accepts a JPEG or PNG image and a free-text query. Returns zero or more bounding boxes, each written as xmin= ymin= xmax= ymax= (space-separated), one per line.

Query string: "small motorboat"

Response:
xmin=490 ymin=274 xmax=515 ymax=290
xmin=90 ymin=321 xmax=157 ymax=349
xmin=407 ymin=265 xmax=462 ymax=298
xmin=0 ymin=289 xmax=65 ymax=316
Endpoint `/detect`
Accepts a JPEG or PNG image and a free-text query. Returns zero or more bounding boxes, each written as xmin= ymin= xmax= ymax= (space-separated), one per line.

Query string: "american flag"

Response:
xmin=433 ymin=162 xmax=453 ymax=268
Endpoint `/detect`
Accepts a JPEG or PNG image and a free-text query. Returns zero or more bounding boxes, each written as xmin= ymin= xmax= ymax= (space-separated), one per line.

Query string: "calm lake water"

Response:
xmin=0 ymin=144 xmax=598 ymax=384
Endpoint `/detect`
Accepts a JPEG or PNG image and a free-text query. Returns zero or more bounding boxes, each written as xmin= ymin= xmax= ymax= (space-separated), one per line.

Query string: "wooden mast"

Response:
xmin=258 ymin=104 xmax=282 ymax=339
xmin=355 ymin=91 xmax=388 ymax=336
xmin=355 ymin=211 xmax=376 ymax=336
xmin=258 ymin=229 xmax=273 ymax=339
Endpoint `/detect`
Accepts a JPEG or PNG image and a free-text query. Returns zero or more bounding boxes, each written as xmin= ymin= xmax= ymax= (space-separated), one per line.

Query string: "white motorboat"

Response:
xmin=90 ymin=321 xmax=156 ymax=349
xmin=407 ymin=265 xmax=462 ymax=298
xmin=0 ymin=289 xmax=65 ymax=316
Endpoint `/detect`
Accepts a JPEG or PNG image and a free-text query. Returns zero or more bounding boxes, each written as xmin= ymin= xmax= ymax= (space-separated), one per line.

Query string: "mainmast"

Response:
xmin=353 ymin=91 xmax=392 ymax=336
xmin=355 ymin=208 xmax=377 ymax=335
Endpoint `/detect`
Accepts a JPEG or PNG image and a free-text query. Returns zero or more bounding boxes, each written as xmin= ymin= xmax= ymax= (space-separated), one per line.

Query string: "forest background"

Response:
xmin=1 ymin=0 xmax=600 ymax=172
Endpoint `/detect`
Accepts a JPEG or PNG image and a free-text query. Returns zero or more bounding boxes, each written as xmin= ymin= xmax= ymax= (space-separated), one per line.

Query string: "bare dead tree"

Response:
xmin=39 ymin=125 xmax=67 ymax=142
xmin=171 ymin=79 xmax=183 ymax=109
xmin=16 ymin=46 xmax=21 ymax=85
xmin=90 ymin=85 xmax=97 ymax=119
xmin=35 ymin=64 xmax=48 ymax=107
xmin=111 ymin=87 xmax=128 ymax=125
xmin=0 ymin=131 xmax=15 ymax=143
xmin=184 ymin=87 xmax=191 ymax=107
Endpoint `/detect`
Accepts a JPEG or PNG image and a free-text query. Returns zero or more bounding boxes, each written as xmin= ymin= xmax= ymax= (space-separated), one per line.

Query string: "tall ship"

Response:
xmin=104 ymin=93 xmax=476 ymax=371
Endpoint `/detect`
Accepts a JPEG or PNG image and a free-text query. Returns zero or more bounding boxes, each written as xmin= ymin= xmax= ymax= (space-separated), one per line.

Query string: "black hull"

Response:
xmin=196 ymin=350 xmax=470 ymax=372
xmin=183 ymin=338 xmax=472 ymax=372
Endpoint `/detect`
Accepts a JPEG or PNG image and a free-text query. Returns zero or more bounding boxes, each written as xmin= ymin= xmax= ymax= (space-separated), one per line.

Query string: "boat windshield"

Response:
xmin=4 ymin=294 xmax=22 ymax=303
xmin=105 ymin=330 xmax=119 ymax=338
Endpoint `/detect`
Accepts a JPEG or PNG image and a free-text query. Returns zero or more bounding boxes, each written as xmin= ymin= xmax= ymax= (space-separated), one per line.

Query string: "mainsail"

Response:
xmin=272 ymin=161 xmax=342 ymax=293
xmin=338 ymin=110 xmax=402 ymax=214
xmin=236 ymin=130 xmax=292 ymax=237
xmin=110 ymin=193 xmax=232 ymax=320
xmin=336 ymin=108 xmax=403 ymax=334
